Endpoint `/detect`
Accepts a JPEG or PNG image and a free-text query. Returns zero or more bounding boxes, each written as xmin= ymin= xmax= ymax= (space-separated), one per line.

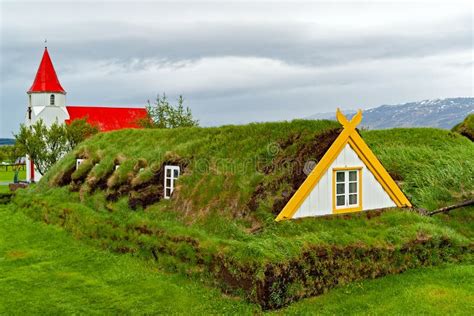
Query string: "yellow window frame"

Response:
xmin=332 ymin=166 xmax=363 ymax=214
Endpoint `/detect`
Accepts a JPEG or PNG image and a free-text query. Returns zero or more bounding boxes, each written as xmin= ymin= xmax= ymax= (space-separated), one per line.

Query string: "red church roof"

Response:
xmin=28 ymin=47 xmax=66 ymax=93
xmin=65 ymin=106 xmax=148 ymax=132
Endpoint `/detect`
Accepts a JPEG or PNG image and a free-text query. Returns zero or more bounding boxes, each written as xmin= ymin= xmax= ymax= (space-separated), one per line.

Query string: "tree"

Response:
xmin=14 ymin=119 xmax=98 ymax=176
xmin=0 ymin=145 xmax=14 ymax=163
xmin=141 ymin=93 xmax=199 ymax=129
xmin=65 ymin=118 xmax=100 ymax=150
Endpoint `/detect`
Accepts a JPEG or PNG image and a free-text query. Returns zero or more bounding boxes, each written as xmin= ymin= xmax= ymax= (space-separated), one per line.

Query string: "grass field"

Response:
xmin=276 ymin=263 xmax=474 ymax=315
xmin=0 ymin=205 xmax=258 ymax=314
xmin=0 ymin=169 xmax=26 ymax=193
xmin=0 ymin=169 xmax=26 ymax=182
xmin=0 ymin=205 xmax=472 ymax=314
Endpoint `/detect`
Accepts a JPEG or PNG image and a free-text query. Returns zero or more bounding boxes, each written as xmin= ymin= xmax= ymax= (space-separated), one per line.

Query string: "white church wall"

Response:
xmin=292 ymin=142 xmax=396 ymax=219
xmin=26 ymin=92 xmax=68 ymax=182
xmin=25 ymin=156 xmax=43 ymax=183
xmin=30 ymin=93 xmax=66 ymax=107
xmin=26 ymin=156 xmax=31 ymax=182
xmin=31 ymin=106 xmax=70 ymax=127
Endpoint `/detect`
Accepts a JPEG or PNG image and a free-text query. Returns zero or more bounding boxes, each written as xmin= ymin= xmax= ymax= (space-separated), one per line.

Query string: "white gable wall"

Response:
xmin=30 ymin=106 xmax=70 ymax=127
xmin=292 ymin=142 xmax=396 ymax=218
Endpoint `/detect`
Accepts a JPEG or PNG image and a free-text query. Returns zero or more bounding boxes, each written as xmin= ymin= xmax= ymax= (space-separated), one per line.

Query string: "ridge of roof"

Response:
xmin=66 ymin=105 xmax=146 ymax=109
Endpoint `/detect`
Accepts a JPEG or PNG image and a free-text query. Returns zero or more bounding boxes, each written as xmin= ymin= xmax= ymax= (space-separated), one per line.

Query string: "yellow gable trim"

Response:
xmin=275 ymin=109 xmax=411 ymax=221
xmin=347 ymin=135 xmax=412 ymax=208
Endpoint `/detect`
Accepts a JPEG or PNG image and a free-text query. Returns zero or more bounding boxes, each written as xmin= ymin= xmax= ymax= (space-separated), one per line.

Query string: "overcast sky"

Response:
xmin=0 ymin=0 xmax=472 ymax=137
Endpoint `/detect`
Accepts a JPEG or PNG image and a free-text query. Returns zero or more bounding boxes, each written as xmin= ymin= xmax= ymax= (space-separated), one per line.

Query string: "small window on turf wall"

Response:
xmin=76 ymin=159 xmax=84 ymax=169
xmin=164 ymin=165 xmax=180 ymax=199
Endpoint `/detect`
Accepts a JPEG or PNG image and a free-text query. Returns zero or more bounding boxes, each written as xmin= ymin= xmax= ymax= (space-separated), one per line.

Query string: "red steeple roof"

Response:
xmin=28 ymin=47 xmax=65 ymax=93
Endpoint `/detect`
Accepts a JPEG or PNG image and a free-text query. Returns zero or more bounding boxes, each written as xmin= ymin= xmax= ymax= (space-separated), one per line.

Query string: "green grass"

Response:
xmin=275 ymin=264 xmax=474 ymax=315
xmin=13 ymin=185 xmax=472 ymax=263
xmin=0 ymin=168 xmax=26 ymax=193
xmin=0 ymin=168 xmax=26 ymax=182
xmin=363 ymin=128 xmax=474 ymax=209
xmin=0 ymin=205 xmax=258 ymax=314
xmin=0 ymin=205 xmax=472 ymax=314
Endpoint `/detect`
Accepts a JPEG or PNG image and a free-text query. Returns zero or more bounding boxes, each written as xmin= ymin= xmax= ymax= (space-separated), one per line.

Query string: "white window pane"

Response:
xmin=349 ymin=182 xmax=357 ymax=193
xmin=336 ymin=195 xmax=345 ymax=206
xmin=336 ymin=171 xmax=345 ymax=182
xmin=349 ymin=171 xmax=357 ymax=181
xmin=174 ymin=169 xmax=179 ymax=178
xmin=166 ymin=179 xmax=171 ymax=187
xmin=166 ymin=169 xmax=171 ymax=177
xmin=349 ymin=194 xmax=357 ymax=205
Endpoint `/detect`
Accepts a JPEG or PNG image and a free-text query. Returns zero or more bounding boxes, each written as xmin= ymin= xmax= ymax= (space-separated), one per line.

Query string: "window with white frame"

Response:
xmin=50 ymin=94 xmax=55 ymax=105
xmin=164 ymin=165 xmax=180 ymax=199
xmin=76 ymin=159 xmax=85 ymax=169
xmin=334 ymin=169 xmax=360 ymax=209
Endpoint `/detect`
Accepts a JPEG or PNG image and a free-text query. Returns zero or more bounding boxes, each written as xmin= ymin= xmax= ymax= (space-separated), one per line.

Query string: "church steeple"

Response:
xmin=28 ymin=47 xmax=65 ymax=94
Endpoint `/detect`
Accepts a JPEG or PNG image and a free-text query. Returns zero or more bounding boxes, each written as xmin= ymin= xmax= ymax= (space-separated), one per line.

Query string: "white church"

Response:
xmin=26 ymin=47 xmax=147 ymax=182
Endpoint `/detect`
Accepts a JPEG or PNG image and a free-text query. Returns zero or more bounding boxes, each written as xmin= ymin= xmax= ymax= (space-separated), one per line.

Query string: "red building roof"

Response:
xmin=65 ymin=106 xmax=148 ymax=132
xmin=28 ymin=48 xmax=66 ymax=93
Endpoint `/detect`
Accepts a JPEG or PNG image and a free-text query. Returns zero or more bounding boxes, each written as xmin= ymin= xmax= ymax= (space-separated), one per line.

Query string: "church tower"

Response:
xmin=26 ymin=47 xmax=70 ymax=182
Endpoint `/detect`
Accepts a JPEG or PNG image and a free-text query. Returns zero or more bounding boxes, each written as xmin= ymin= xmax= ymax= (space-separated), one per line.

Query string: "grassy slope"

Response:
xmin=0 ymin=205 xmax=257 ymax=314
xmin=452 ymin=114 xmax=474 ymax=141
xmin=1 ymin=205 xmax=472 ymax=315
xmin=363 ymin=128 xmax=474 ymax=209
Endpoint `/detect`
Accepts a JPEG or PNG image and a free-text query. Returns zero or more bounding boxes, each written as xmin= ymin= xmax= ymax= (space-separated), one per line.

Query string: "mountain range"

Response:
xmin=307 ymin=97 xmax=474 ymax=129
xmin=0 ymin=139 xmax=14 ymax=146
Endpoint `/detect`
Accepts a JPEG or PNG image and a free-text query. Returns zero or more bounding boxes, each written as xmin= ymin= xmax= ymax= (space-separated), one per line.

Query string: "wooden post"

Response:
xmin=427 ymin=200 xmax=474 ymax=216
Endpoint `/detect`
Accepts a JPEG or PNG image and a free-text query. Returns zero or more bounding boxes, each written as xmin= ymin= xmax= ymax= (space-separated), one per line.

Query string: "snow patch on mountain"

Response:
xmin=307 ymin=97 xmax=474 ymax=129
